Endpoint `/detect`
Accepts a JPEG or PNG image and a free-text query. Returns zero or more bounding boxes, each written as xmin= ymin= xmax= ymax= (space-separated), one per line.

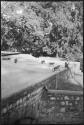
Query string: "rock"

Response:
xmin=69 ymin=103 xmax=72 ymax=106
xmin=61 ymin=97 xmax=63 ymax=100
xmin=23 ymin=97 xmax=26 ymax=102
xmin=57 ymin=97 xmax=59 ymax=100
xmin=24 ymin=102 xmax=27 ymax=106
xmin=50 ymin=97 xmax=56 ymax=100
xmin=75 ymin=101 xmax=78 ymax=104
xmin=17 ymin=100 xmax=20 ymax=105
xmin=71 ymin=96 xmax=74 ymax=100
xmin=19 ymin=98 xmax=23 ymax=103
xmin=61 ymin=101 xmax=65 ymax=106
xmin=9 ymin=104 xmax=12 ymax=109
xmin=76 ymin=97 xmax=80 ymax=100
xmin=64 ymin=96 xmax=69 ymax=100
xmin=2 ymin=108 xmax=7 ymax=114
xmin=27 ymin=94 xmax=30 ymax=98
xmin=60 ymin=107 xmax=65 ymax=112
xmin=65 ymin=101 xmax=69 ymax=105
xmin=56 ymin=113 xmax=63 ymax=117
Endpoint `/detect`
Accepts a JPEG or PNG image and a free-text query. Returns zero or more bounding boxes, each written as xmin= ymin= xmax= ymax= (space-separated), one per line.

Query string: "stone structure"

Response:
xmin=38 ymin=89 xmax=83 ymax=124
xmin=1 ymin=68 xmax=83 ymax=124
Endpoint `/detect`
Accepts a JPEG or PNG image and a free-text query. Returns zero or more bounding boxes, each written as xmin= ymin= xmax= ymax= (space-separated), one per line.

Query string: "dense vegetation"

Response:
xmin=1 ymin=1 xmax=83 ymax=60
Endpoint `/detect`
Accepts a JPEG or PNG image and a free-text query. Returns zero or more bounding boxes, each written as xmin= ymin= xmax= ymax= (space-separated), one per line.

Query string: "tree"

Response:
xmin=1 ymin=1 xmax=83 ymax=60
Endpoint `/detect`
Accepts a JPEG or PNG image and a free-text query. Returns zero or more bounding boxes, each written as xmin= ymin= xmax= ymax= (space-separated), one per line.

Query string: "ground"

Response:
xmin=1 ymin=55 xmax=83 ymax=98
xmin=1 ymin=59 xmax=54 ymax=98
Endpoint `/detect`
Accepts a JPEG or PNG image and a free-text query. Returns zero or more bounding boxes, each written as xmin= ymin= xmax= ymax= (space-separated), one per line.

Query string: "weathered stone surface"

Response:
xmin=57 ymin=97 xmax=60 ymax=100
xmin=61 ymin=97 xmax=64 ymax=100
xmin=24 ymin=102 xmax=27 ymax=106
xmin=23 ymin=97 xmax=26 ymax=102
xmin=50 ymin=97 xmax=56 ymax=100
xmin=19 ymin=98 xmax=23 ymax=103
xmin=61 ymin=101 xmax=65 ymax=105
xmin=60 ymin=107 xmax=65 ymax=112
xmin=16 ymin=100 xmax=20 ymax=105
xmin=2 ymin=108 xmax=7 ymax=114
xmin=75 ymin=101 xmax=78 ymax=105
xmin=76 ymin=97 xmax=80 ymax=100
xmin=66 ymin=101 xmax=69 ymax=105
xmin=71 ymin=96 xmax=74 ymax=100
xmin=69 ymin=103 xmax=72 ymax=106
xmin=27 ymin=94 xmax=30 ymax=98
xmin=9 ymin=104 xmax=12 ymax=109
xmin=1 ymin=68 xmax=83 ymax=124
xmin=64 ymin=96 xmax=69 ymax=100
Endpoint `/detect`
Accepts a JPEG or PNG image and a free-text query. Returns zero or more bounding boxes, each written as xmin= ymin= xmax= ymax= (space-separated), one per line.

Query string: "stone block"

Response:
xmin=23 ymin=97 xmax=26 ymax=102
xmin=17 ymin=100 xmax=20 ymax=105
xmin=64 ymin=96 xmax=69 ymax=100
xmin=61 ymin=101 xmax=65 ymax=106
xmin=69 ymin=103 xmax=72 ymax=106
xmin=57 ymin=97 xmax=60 ymax=100
xmin=60 ymin=107 xmax=65 ymax=112
xmin=75 ymin=101 xmax=78 ymax=105
xmin=60 ymin=97 xmax=63 ymax=100
xmin=19 ymin=98 xmax=23 ymax=104
xmin=76 ymin=97 xmax=80 ymax=100
xmin=66 ymin=101 xmax=69 ymax=105
xmin=2 ymin=108 xmax=7 ymax=114
xmin=71 ymin=96 xmax=74 ymax=100
xmin=50 ymin=97 xmax=56 ymax=100
xmin=24 ymin=102 xmax=27 ymax=106
xmin=9 ymin=104 xmax=13 ymax=109
xmin=27 ymin=94 xmax=30 ymax=98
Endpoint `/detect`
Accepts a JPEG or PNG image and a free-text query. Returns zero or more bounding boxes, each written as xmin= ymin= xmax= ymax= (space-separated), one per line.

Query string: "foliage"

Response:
xmin=1 ymin=1 xmax=83 ymax=60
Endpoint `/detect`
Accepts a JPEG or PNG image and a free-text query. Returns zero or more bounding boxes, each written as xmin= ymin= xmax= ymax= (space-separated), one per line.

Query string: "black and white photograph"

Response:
xmin=1 ymin=1 xmax=83 ymax=124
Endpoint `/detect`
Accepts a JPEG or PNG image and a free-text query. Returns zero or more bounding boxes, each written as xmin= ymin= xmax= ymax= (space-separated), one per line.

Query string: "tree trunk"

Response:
xmin=56 ymin=52 xmax=58 ymax=58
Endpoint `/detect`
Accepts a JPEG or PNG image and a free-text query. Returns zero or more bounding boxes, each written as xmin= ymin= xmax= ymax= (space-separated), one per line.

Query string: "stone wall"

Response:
xmin=45 ymin=68 xmax=71 ymax=89
xmin=37 ymin=89 xmax=83 ymax=124
xmin=1 ymin=87 xmax=43 ymax=125
xmin=1 ymin=68 xmax=83 ymax=124
xmin=69 ymin=62 xmax=80 ymax=74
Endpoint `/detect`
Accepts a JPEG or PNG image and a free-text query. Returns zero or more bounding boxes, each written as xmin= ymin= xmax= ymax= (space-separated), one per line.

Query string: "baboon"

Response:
xmin=65 ymin=61 xmax=73 ymax=79
xmin=14 ymin=58 xmax=17 ymax=63
xmin=52 ymin=65 xmax=60 ymax=72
